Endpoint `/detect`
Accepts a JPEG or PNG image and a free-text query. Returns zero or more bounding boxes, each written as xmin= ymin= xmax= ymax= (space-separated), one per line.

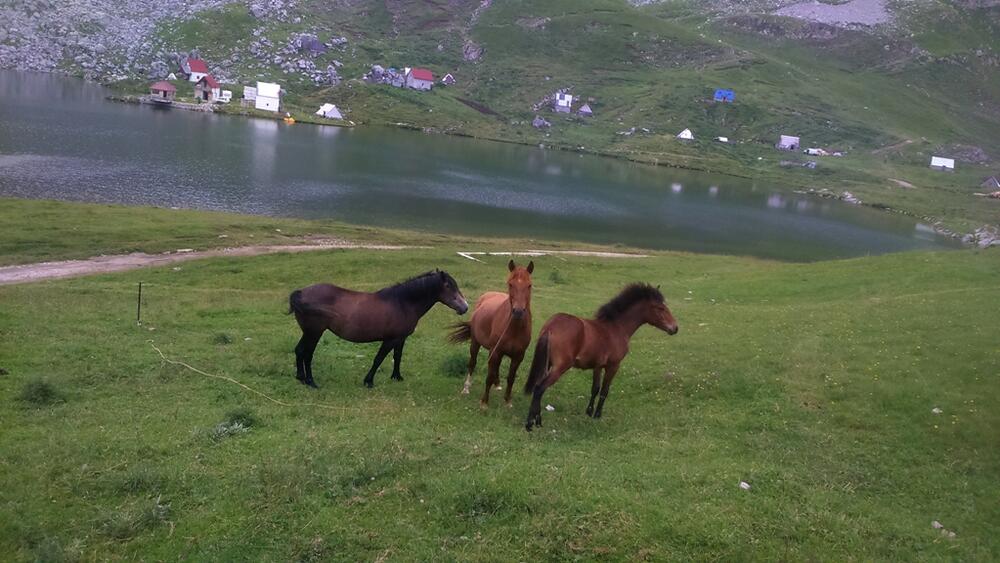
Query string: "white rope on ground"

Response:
xmin=150 ymin=341 xmax=354 ymax=411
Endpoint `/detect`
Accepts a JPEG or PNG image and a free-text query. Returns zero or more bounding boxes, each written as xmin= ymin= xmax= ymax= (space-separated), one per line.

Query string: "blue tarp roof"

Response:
xmin=713 ymin=89 xmax=735 ymax=102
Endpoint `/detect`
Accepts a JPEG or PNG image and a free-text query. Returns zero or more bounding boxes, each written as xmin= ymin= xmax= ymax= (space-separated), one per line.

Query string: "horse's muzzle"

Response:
xmin=512 ymin=308 xmax=526 ymax=319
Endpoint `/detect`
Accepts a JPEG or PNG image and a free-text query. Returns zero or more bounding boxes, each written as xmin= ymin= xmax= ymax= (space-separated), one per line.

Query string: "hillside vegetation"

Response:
xmin=1 ymin=200 xmax=999 ymax=560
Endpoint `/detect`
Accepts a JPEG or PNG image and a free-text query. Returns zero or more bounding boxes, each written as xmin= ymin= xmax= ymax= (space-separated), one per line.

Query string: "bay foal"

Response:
xmin=522 ymin=283 xmax=678 ymax=430
xmin=449 ymin=260 xmax=534 ymax=407
xmin=289 ymin=270 xmax=468 ymax=388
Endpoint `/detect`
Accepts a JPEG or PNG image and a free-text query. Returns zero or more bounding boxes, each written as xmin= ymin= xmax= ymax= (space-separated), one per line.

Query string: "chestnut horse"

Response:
xmin=449 ymin=260 xmax=534 ymax=407
xmin=522 ymin=283 xmax=678 ymax=431
xmin=289 ymin=270 xmax=468 ymax=388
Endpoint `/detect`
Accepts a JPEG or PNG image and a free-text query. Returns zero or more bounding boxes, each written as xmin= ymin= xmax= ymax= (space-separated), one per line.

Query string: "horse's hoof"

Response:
xmin=479 ymin=401 xmax=489 ymax=411
xmin=391 ymin=374 xmax=403 ymax=381
xmin=363 ymin=380 xmax=374 ymax=389
xmin=305 ymin=380 xmax=318 ymax=389
xmin=586 ymin=407 xmax=594 ymax=417
xmin=525 ymin=423 xmax=533 ymax=432
xmin=460 ymin=388 xmax=470 ymax=395
xmin=505 ymin=401 xmax=513 ymax=409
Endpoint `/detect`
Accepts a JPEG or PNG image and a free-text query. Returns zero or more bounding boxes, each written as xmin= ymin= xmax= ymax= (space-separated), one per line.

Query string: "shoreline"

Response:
xmin=8 ymin=69 xmax=989 ymax=246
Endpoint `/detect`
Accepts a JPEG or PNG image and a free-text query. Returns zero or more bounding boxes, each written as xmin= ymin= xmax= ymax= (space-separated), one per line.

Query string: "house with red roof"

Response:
xmin=405 ymin=67 xmax=434 ymax=91
xmin=194 ymin=75 xmax=221 ymax=102
xmin=149 ymin=81 xmax=176 ymax=104
xmin=181 ymin=58 xmax=209 ymax=83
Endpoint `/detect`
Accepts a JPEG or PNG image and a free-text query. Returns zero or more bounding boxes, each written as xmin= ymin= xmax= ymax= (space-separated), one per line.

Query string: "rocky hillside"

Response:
xmin=2 ymin=0 xmax=998 ymax=231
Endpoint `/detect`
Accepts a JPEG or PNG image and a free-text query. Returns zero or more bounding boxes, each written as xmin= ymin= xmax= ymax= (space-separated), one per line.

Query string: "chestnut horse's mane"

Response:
xmin=595 ymin=283 xmax=664 ymax=321
xmin=377 ymin=270 xmax=452 ymax=302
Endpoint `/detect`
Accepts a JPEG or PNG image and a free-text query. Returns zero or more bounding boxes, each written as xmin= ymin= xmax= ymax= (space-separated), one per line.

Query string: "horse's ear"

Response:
xmin=526 ymin=260 xmax=534 ymax=274
xmin=656 ymin=284 xmax=661 ymax=290
xmin=508 ymin=259 xmax=516 ymax=272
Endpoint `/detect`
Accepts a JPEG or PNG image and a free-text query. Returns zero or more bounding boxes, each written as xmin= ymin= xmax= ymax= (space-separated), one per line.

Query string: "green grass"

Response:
xmin=1 ymin=201 xmax=999 ymax=560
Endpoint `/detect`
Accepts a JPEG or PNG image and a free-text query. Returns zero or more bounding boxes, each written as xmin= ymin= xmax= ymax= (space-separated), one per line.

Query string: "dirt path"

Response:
xmin=0 ymin=241 xmax=412 ymax=285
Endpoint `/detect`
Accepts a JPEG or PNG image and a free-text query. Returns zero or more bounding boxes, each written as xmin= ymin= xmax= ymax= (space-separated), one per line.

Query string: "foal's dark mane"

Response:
xmin=378 ymin=270 xmax=448 ymax=302
xmin=595 ymin=283 xmax=664 ymax=321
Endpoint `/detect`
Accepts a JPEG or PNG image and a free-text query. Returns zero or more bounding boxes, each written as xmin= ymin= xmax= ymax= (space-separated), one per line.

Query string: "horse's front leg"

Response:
xmin=390 ymin=338 xmax=407 ymax=381
xmin=504 ymin=352 xmax=524 ymax=407
xmin=593 ymin=363 xmax=620 ymax=419
xmin=363 ymin=340 xmax=395 ymax=388
xmin=480 ymin=351 xmax=503 ymax=409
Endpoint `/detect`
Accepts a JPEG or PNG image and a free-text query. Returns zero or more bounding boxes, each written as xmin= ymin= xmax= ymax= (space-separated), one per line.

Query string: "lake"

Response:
xmin=0 ymin=71 xmax=958 ymax=260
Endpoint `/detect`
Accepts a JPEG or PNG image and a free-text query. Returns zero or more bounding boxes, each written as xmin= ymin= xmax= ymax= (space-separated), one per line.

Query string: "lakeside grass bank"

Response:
xmin=1 ymin=199 xmax=998 ymax=560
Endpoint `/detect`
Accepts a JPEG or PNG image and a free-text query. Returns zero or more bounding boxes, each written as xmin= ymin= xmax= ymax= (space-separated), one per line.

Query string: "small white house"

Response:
xmin=554 ymin=92 xmax=573 ymax=113
xmin=405 ymin=68 xmax=434 ymax=91
xmin=930 ymin=156 xmax=955 ymax=171
xmin=777 ymin=135 xmax=800 ymax=151
xmin=676 ymin=128 xmax=694 ymax=141
xmin=255 ymin=81 xmax=281 ymax=112
xmin=182 ymin=58 xmax=209 ymax=83
xmin=315 ymin=103 xmax=343 ymax=120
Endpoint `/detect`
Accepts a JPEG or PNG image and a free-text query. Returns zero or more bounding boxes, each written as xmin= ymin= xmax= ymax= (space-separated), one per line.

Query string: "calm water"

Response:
xmin=0 ymin=71 xmax=958 ymax=260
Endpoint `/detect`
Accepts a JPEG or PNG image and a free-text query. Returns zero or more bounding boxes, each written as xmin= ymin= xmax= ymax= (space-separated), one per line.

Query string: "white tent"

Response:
xmin=315 ymin=103 xmax=343 ymax=120
xmin=676 ymin=128 xmax=694 ymax=140
xmin=930 ymin=156 xmax=955 ymax=171
xmin=716 ymin=136 xmax=729 ymax=143
xmin=776 ymin=135 xmax=800 ymax=151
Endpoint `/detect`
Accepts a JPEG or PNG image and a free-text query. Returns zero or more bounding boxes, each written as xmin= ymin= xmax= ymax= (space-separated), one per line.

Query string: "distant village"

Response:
xmin=142 ymin=56 xmax=991 ymax=190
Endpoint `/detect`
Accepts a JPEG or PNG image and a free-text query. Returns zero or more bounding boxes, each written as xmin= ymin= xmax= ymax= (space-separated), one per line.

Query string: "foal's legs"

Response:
xmin=461 ymin=340 xmax=481 ymax=395
xmin=480 ymin=350 xmax=504 ymax=408
xmin=525 ymin=360 xmax=570 ymax=431
xmin=586 ymin=367 xmax=604 ymax=416
xmin=592 ymin=363 xmax=620 ymax=419
xmin=390 ymin=338 xmax=407 ymax=381
xmin=363 ymin=339 xmax=396 ymax=388
xmin=296 ymin=331 xmax=322 ymax=388
xmin=503 ymin=352 xmax=524 ymax=407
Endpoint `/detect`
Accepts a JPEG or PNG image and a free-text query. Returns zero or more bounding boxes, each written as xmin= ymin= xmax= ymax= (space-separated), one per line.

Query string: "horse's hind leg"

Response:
xmin=526 ymin=361 xmax=570 ymax=431
xmin=461 ymin=339 xmax=481 ymax=395
xmin=294 ymin=334 xmax=308 ymax=382
xmin=363 ymin=339 xmax=395 ymax=388
xmin=300 ymin=331 xmax=322 ymax=388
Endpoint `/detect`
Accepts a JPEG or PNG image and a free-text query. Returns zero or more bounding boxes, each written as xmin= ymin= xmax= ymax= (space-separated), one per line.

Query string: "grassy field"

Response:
xmin=2 ymin=201 xmax=999 ymax=560
xmin=103 ymin=0 xmax=1000 ymax=233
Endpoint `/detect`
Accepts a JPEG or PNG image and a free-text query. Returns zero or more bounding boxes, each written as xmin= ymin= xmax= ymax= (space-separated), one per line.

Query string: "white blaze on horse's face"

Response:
xmin=438 ymin=271 xmax=469 ymax=315
xmin=507 ymin=259 xmax=534 ymax=319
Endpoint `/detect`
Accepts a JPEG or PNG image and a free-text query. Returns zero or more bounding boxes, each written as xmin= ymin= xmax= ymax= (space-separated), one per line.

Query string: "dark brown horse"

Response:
xmin=522 ymin=283 xmax=678 ymax=431
xmin=449 ymin=260 xmax=534 ymax=408
xmin=289 ymin=270 xmax=468 ymax=388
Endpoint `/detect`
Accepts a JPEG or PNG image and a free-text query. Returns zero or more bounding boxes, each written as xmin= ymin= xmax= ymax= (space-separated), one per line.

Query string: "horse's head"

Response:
xmin=436 ymin=270 xmax=469 ymax=315
xmin=507 ymin=259 xmax=534 ymax=320
xmin=644 ymin=286 xmax=678 ymax=335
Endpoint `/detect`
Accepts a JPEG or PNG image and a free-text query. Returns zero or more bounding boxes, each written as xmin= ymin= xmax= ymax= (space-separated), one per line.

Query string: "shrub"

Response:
xmin=440 ymin=353 xmax=468 ymax=378
xmin=17 ymin=379 xmax=60 ymax=407
xmin=211 ymin=332 xmax=233 ymax=345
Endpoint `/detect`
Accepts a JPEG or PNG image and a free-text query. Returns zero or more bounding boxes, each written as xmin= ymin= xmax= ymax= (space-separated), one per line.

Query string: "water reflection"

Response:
xmin=0 ymin=71 xmax=961 ymax=261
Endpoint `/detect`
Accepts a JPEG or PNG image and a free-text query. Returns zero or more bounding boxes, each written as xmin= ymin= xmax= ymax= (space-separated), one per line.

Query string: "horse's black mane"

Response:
xmin=595 ymin=283 xmax=664 ymax=321
xmin=378 ymin=270 xmax=451 ymax=302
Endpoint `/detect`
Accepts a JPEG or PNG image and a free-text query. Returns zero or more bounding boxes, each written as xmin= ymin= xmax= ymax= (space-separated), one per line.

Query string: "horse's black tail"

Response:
xmin=524 ymin=332 xmax=549 ymax=394
xmin=288 ymin=289 xmax=306 ymax=316
xmin=447 ymin=322 xmax=472 ymax=344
